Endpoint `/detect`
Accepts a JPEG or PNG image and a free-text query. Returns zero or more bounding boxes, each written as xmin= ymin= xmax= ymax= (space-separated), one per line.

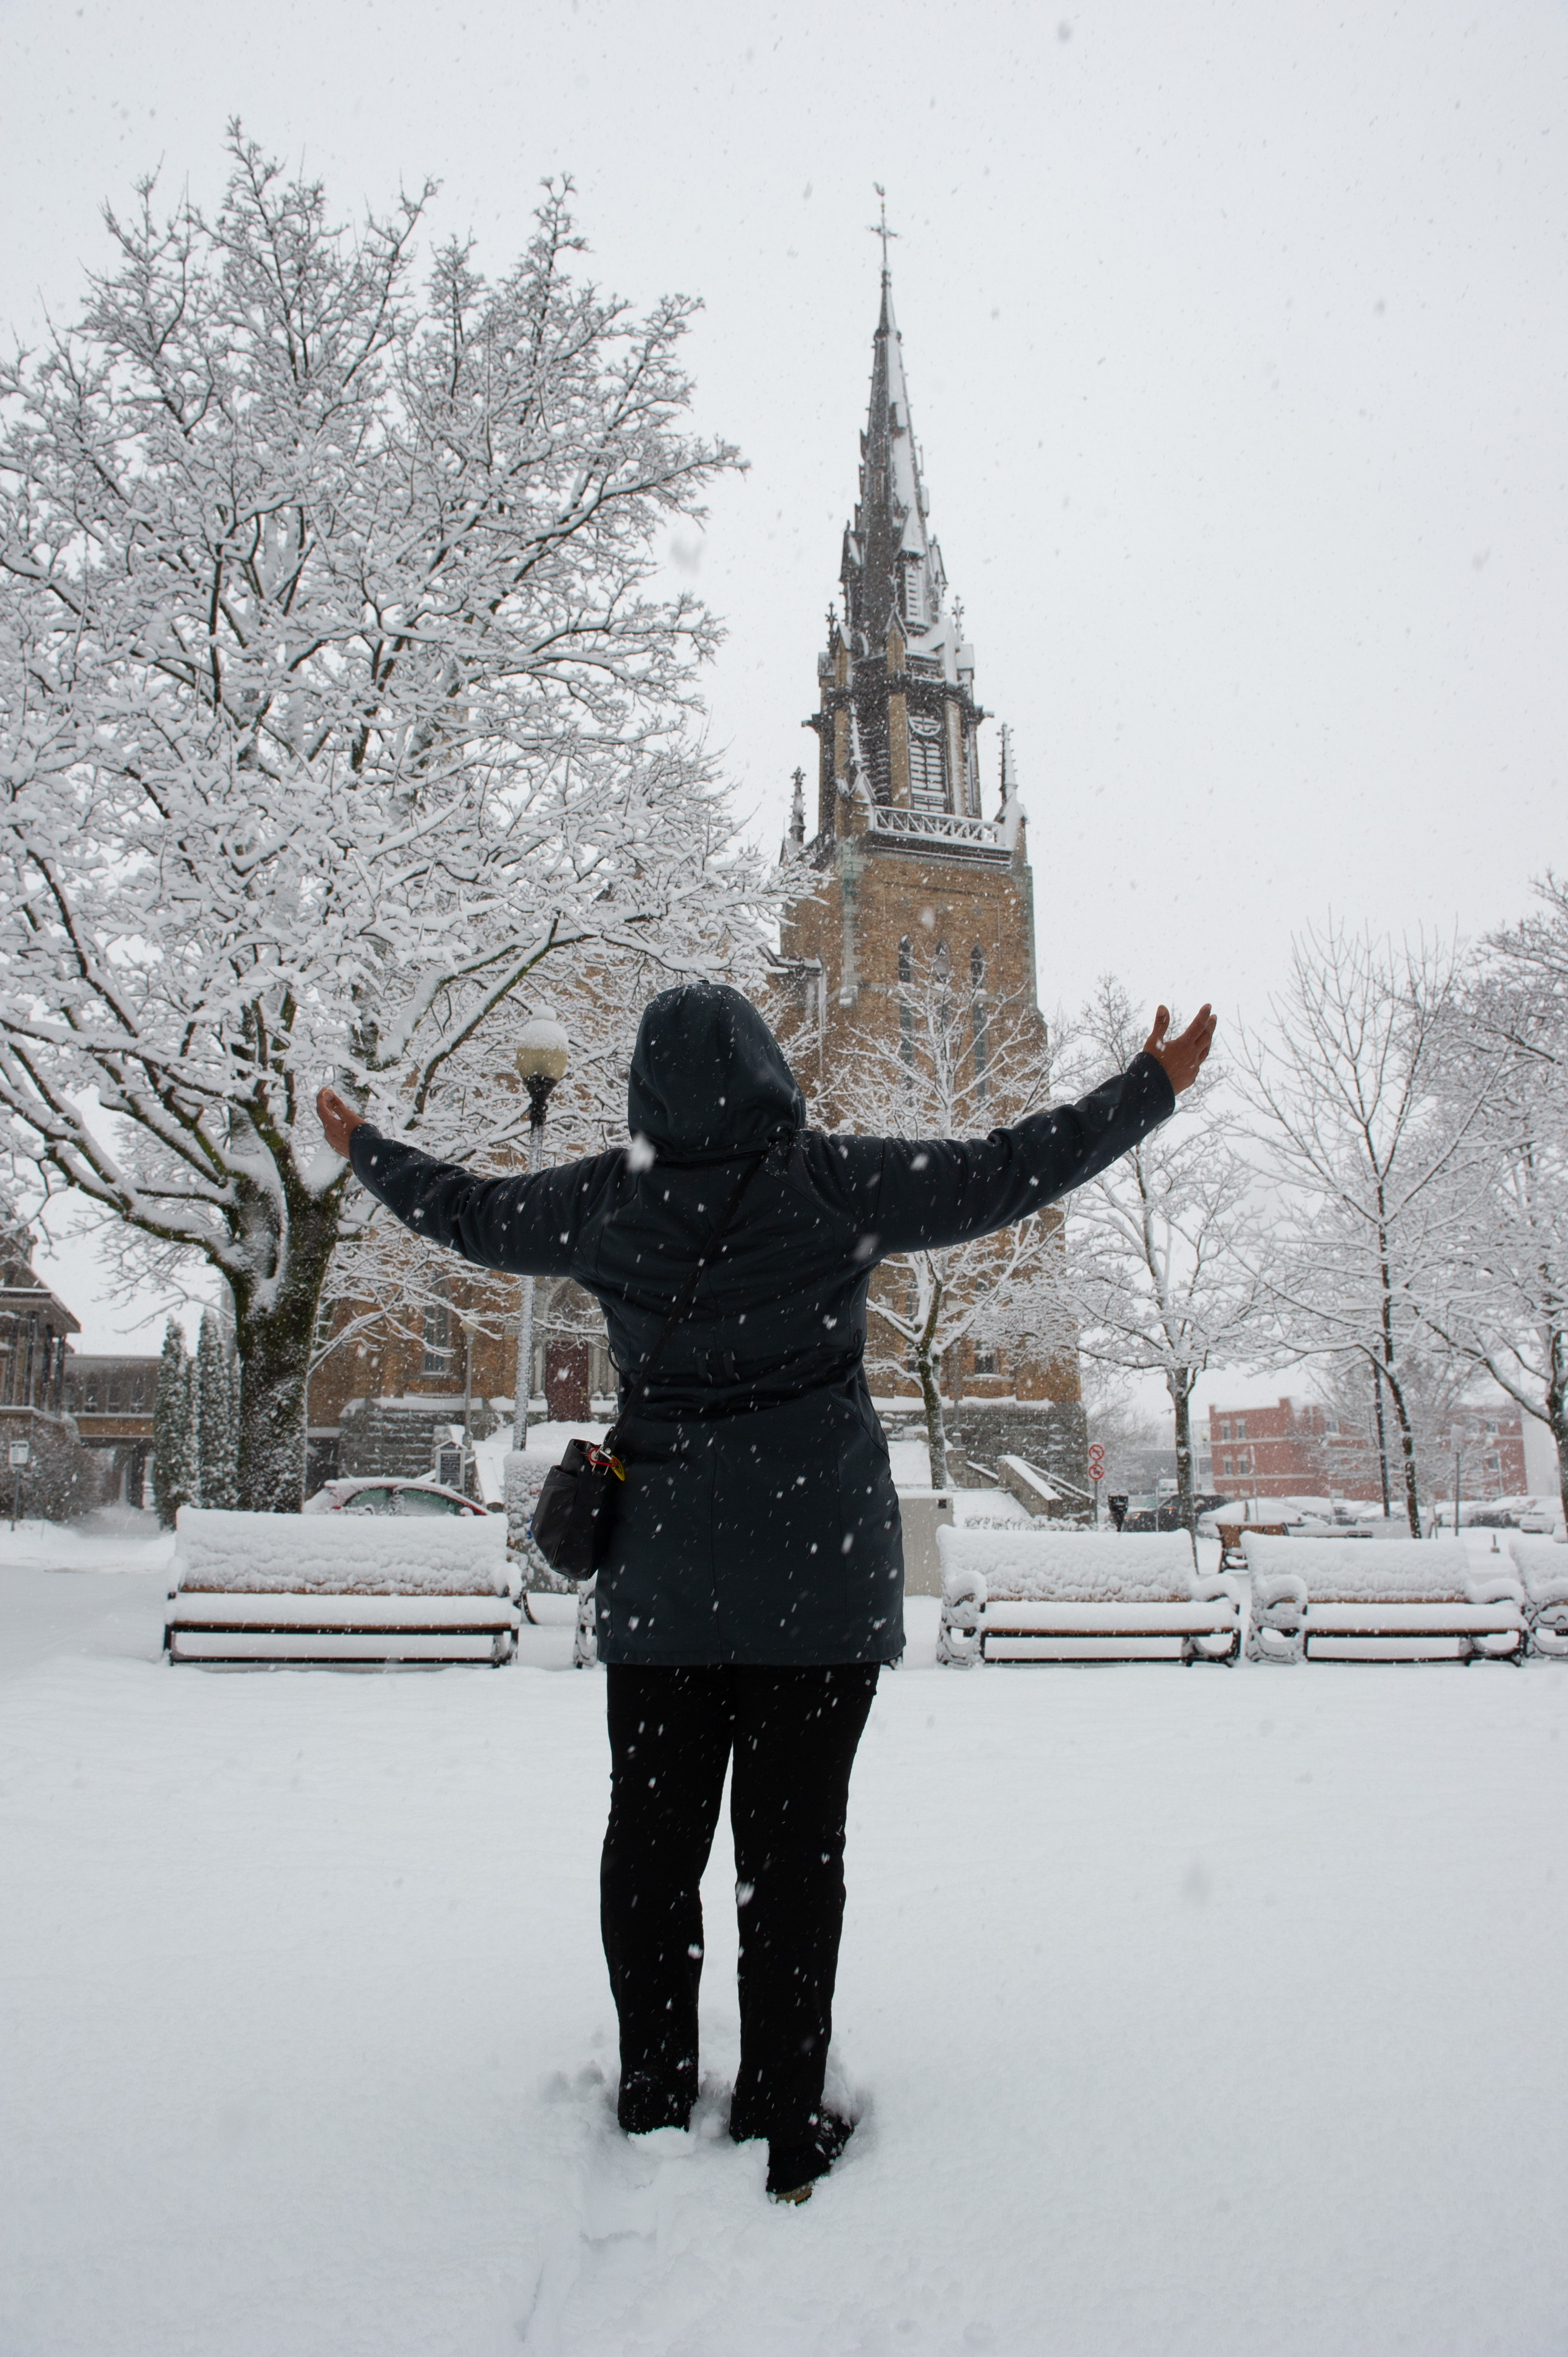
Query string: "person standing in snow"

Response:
xmin=317 ymin=982 xmax=1213 ymax=2201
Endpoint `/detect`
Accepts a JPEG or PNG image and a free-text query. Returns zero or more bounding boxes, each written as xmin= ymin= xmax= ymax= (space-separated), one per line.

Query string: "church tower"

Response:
xmin=775 ymin=234 xmax=1085 ymax=1495
xmin=778 ymin=239 xmax=1040 ymax=1107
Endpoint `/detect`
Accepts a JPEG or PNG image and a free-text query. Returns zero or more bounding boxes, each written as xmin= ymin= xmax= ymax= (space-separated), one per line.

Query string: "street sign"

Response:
xmin=8 ymin=1441 xmax=29 ymax=1469
xmin=1087 ymin=1443 xmax=1105 ymax=1484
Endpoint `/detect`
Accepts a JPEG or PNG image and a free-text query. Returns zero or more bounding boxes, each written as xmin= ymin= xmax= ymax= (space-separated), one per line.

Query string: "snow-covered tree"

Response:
xmin=1420 ymin=887 xmax=1568 ymax=1523
xmin=824 ymin=941 xmax=1067 ymax=1486
xmin=1306 ymin=1340 xmax=1478 ymax=1514
xmin=0 ymin=131 xmax=766 ymax=1507
xmin=1033 ymin=978 xmax=1260 ymax=1535
xmin=1240 ymin=920 xmax=1489 ymax=1534
xmin=195 ymin=1306 xmax=240 ymax=1510
xmin=152 ymin=1321 xmax=196 ymax=1529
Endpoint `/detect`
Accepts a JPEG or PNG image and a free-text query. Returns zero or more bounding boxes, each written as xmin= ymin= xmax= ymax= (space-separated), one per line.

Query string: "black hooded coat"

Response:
xmin=347 ymin=982 xmax=1175 ymax=1665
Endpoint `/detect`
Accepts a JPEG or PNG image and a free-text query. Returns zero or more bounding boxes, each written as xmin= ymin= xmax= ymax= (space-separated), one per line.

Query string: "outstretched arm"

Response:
xmin=863 ymin=1003 xmax=1214 ymax=1258
xmin=317 ymin=1088 xmax=596 ymax=1279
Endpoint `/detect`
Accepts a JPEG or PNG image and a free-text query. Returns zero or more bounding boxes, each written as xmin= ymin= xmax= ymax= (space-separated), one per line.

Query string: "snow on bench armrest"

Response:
xmin=1509 ymin=1533 xmax=1568 ymax=1654
xmin=936 ymin=1527 xmax=1209 ymax=1604
xmin=173 ymin=1506 xmax=510 ymax=1596
xmin=1509 ymin=1533 xmax=1568 ymax=1608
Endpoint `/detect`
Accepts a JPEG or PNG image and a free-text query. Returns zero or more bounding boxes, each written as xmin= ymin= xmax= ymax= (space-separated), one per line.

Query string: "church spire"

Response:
xmin=806 ymin=212 xmax=996 ymax=841
xmin=840 ymin=197 xmax=947 ymax=662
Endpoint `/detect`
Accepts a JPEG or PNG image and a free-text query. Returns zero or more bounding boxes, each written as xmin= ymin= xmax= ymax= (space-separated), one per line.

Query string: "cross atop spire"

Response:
xmin=868 ymin=186 xmax=900 ymax=333
xmin=868 ymin=185 xmax=899 ymax=280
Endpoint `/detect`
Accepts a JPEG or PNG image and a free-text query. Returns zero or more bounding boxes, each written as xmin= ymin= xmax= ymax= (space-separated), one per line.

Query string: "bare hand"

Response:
xmin=317 ymin=1086 xmax=364 ymax=1158
xmin=1142 ymin=1003 xmax=1215 ymax=1094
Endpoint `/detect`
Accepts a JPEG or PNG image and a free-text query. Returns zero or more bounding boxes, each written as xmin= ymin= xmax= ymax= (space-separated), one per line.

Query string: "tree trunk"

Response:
xmin=1374 ymin=1229 xmax=1421 ymax=1534
xmin=1380 ymin=1366 xmax=1423 ymax=1536
xmin=917 ymin=1349 xmax=950 ymax=1490
xmin=1548 ymin=1357 xmax=1568 ymax=1531
xmin=1371 ymin=1359 xmax=1391 ymax=1516
xmin=914 ymin=1269 xmax=949 ymax=1489
xmin=232 ymin=1187 xmax=341 ymax=1513
xmin=1169 ymin=1369 xmax=1196 ymax=1535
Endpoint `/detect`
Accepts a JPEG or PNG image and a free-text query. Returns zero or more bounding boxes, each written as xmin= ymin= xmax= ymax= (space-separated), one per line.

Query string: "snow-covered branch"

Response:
xmin=0 ymin=132 xmax=767 ymax=1505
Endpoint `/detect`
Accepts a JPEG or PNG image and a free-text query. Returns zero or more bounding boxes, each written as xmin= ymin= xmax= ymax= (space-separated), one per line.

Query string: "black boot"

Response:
xmin=617 ymin=2072 xmax=692 ymax=2135
xmin=765 ymin=2109 xmax=853 ymax=2204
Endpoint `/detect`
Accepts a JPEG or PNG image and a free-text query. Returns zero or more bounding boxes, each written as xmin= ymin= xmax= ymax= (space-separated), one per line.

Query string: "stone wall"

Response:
xmin=337 ymin=1396 xmax=503 ymax=1484
xmin=876 ymin=1395 xmax=1089 ymax=1505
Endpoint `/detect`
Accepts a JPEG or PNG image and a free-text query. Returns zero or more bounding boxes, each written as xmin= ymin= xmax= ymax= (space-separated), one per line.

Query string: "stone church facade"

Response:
xmin=770 ymin=256 xmax=1086 ymax=1495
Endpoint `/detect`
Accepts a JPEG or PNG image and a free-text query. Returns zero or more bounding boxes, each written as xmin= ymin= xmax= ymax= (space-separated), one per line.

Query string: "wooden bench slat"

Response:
xmin=984 ymin=1634 xmax=1224 ymax=1661
xmin=1302 ymin=1602 xmax=1523 ymax=1633
xmin=979 ymin=1601 xmax=1238 ymax=1633
xmin=1302 ymin=1635 xmax=1520 ymax=1661
xmin=169 ymin=1630 xmax=510 ymax=1662
xmin=169 ymin=1590 xmax=518 ymax=1630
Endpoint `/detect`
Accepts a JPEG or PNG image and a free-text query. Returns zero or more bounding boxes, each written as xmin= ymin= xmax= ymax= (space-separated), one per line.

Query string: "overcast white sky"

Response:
xmin=5 ymin=0 xmax=1565 ymax=1419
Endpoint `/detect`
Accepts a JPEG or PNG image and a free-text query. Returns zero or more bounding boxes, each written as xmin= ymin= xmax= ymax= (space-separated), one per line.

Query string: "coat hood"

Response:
xmin=627 ymin=982 xmax=804 ymax=1162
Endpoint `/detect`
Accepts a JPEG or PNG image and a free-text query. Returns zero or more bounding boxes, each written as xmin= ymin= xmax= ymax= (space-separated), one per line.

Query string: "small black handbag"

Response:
xmin=529 ymin=1152 xmax=763 ymax=1582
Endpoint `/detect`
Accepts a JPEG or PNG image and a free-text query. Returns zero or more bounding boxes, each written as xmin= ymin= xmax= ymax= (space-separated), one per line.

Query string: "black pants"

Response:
xmin=601 ymin=1663 xmax=879 ymax=2144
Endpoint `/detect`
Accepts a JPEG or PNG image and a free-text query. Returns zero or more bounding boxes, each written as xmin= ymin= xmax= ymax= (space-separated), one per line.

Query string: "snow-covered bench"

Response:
xmin=164 ymin=1507 xmax=519 ymax=1667
xmin=936 ymin=1529 xmax=1240 ymax=1665
xmin=1241 ymin=1533 xmax=1525 ymax=1664
xmin=1508 ymin=1534 xmax=1568 ymax=1658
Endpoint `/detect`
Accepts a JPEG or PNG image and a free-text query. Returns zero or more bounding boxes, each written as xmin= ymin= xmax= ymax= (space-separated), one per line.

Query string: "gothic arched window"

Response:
xmin=906 ymin=710 xmax=947 ymax=811
xmin=421 ymin=1289 xmax=451 ymax=1375
xmin=896 ymin=936 xmax=915 ymax=1071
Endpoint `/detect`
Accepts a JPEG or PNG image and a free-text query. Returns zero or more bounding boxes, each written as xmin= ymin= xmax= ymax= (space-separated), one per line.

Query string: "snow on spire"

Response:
xmin=840 ymin=192 xmax=948 ymax=661
xmin=998 ymin=724 xmax=1024 ymax=852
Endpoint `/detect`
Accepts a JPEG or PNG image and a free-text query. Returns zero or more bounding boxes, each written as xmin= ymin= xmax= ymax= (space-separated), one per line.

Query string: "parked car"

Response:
xmin=1118 ymin=1491 xmax=1235 ymax=1533
xmin=1432 ymin=1497 xmax=1555 ymax=1533
xmin=302 ymin=1476 xmax=487 ymax=1518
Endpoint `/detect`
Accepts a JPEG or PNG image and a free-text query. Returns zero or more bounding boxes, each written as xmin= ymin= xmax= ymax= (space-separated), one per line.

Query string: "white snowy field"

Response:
xmin=3 ymin=1519 xmax=1567 ymax=2357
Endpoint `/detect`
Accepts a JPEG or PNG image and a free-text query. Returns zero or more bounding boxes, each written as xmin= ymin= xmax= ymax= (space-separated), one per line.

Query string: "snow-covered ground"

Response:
xmin=3 ymin=1512 xmax=1567 ymax=2357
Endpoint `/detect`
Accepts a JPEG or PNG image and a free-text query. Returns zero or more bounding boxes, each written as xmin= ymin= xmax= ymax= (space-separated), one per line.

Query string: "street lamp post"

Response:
xmin=512 ymin=1018 xmax=570 ymax=1452
xmin=1450 ymin=1422 xmax=1473 ymax=1541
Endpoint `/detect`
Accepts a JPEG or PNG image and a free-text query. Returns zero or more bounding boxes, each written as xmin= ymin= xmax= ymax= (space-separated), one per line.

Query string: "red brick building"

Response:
xmin=1468 ymin=1411 xmax=1530 ymax=1494
xmin=1206 ymin=1397 xmax=1528 ymax=1501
